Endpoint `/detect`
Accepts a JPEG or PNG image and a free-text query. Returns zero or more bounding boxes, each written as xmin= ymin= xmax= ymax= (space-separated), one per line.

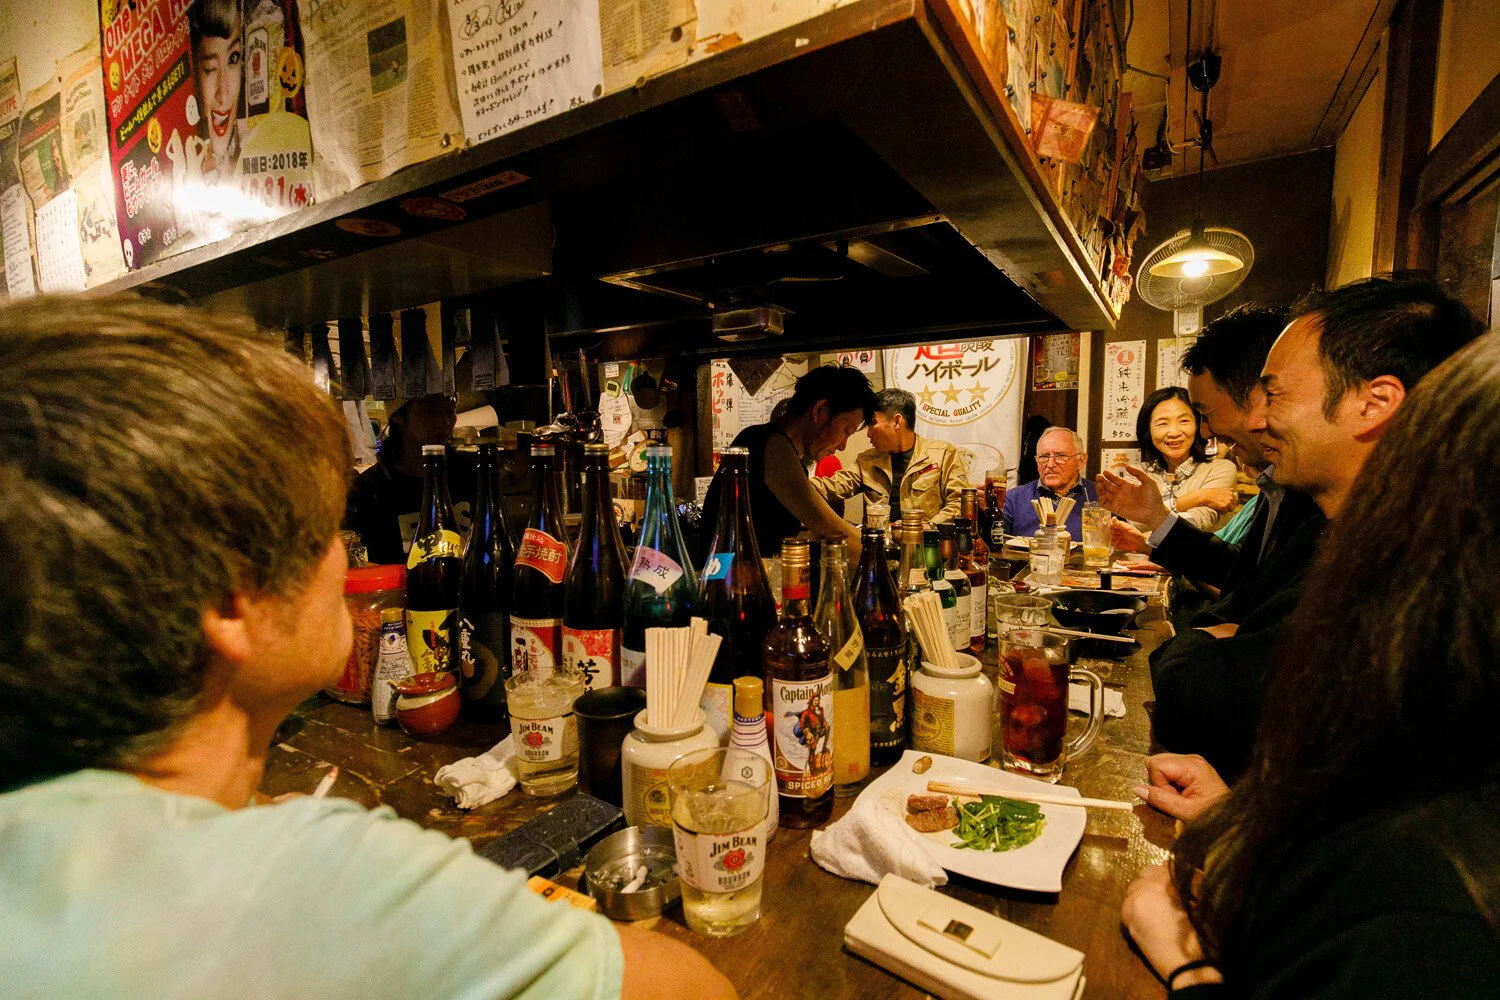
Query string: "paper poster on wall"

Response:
xmin=34 ymin=189 xmax=89 ymax=292
xmin=1102 ymin=340 xmax=1146 ymax=441
xmin=18 ymin=82 xmax=69 ymax=209
xmin=0 ymin=58 xmax=23 ymax=293
xmin=2 ymin=184 xmax=36 ymax=297
xmin=1156 ymin=336 xmax=1195 ymax=390
xmin=231 ymin=1 xmax=316 ymax=219
xmin=447 ymin=0 xmax=604 ymax=146
xmin=708 ymin=356 xmax=807 ymax=465
xmin=833 ymin=348 xmax=879 ymax=374
xmin=598 ymin=0 xmax=695 ymax=95
xmin=101 ymin=0 xmax=202 ymax=268
xmin=884 ymin=339 xmax=1024 ymax=484
xmin=709 ymin=359 xmax=739 ymax=453
xmin=695 ymin=0 xmax=842 ymax=53
xmin=1030 ymin=332 xmax=1079 ymax=390
xmin=58 ymin=46 xmax=128 ymax=287
xmin=302 ymin=0 xmax=464 ymax=197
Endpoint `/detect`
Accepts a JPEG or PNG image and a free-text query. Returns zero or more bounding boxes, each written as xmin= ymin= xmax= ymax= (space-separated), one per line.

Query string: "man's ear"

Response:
xmin=810 ymin=399 xmax=829 ymax=425
xmin=201 ymin=592 xmax=256 ymax=668
xmin=1349 ymin=375 xmax=1407 ymax=440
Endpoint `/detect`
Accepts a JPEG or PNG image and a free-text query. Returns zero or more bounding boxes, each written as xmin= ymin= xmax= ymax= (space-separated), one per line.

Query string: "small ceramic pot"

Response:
xmin=392 ymin=672 xmax=460 ymax=737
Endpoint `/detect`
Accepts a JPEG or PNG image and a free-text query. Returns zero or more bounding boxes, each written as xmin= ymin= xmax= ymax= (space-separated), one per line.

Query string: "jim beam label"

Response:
xmin=513 ymin=711 xmax=577 ymax=763
xmin=510 ymin=615 xmax=561 ymax=671
xmin=867 ymin=644 xmax=907 ymax=751
xmin=911 ymin=686 xmax=956 ymax=756
xmin=770 ymin=676 xmax=833 ymax=798
xmin=516 ymin=528 xmax=568 ymax=584
xmin=405 ymin=608 xmax=456 ymax=675
xmin=674 ymin=820 xmax=767 ymax=895
xmin=562 ymin=627 xmax=618 ymax=689
xmin=407 ymin=529 xmax=462 ymax=570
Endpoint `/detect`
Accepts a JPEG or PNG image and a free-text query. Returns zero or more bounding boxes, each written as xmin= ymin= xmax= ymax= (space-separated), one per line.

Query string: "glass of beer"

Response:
xmin=668 ymin=747 xmax=772 ymax=937
xmin=506 ymin=662 xmax=586 ymax=797
xmin=1081 ymin=502 xmax=1113 ymax=569
xmin=997 ymin=628 xmax=1103 ymax=783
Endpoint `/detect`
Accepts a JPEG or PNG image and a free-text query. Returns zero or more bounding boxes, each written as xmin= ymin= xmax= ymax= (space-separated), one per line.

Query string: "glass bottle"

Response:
xmin=459 ymin=439 xmax=515 ymax=718
xmin=729 ymin=674 xmax=779 ymax=839
xmin=563 ymin=443 xmax=628 ymax=691
xmin=897 ymin=520 xmax=930 ymax=598
xmin=622 ymin=444 xmax=699 ymax=688
xmin=763 ymin=537 xmax=833 ymax=828
xmin=857 ymin=524 xmax=910 ymax=767
xmin=956 ymin=507 xmax=987 ymax=656
xmin=923 ymin=528 xmax=958 ymax=657
xmin=697 ymin=447 xmax=777 ymax=744
xmin=982 ymin=469 xmax=1008 ymax=549
xmin=938 ymin=523 xmax=971 ymax=652
xmin=406 ymin=444 xmax=463 ymax=676
xmin=511 ymin=442 xmax=570 ymax=672
xmin=1030 ymin=524 xmax=1065 ymax=588
xmin=816 ymin=537 xmax=869 ymax=794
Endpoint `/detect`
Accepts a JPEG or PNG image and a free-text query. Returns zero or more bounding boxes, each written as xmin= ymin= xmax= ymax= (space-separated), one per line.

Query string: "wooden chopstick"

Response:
xmin=1041 ymin=626 xmax=1136 ymax=644
xmin=926 ymin=779 xmax=1136 ymax=811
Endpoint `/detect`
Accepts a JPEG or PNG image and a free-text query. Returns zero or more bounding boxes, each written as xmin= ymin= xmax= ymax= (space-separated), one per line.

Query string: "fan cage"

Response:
xmin=1136 ymin=227 xmax=1255 ymax=310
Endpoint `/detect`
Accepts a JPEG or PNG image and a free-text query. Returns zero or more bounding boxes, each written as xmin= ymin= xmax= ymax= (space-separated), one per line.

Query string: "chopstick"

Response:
xmin=926 ymin=779 xmax=1135 ymax=812
xmin=1041 ymin=626 xmax=1136 ymax=644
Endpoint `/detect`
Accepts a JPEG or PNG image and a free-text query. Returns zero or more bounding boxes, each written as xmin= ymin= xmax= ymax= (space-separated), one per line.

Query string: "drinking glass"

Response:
xmin=1081 ymin=502 xmax=1113 ymax=569
xmin=668 ymin=747 xmax=772 ymax=937
xmin=992 ymin=594 xmax=1054 ymax=640
xmin=506 ymin=662 xmax=586 ymax=796
xmin=997 ymin=628 xmax=1103 ymax=783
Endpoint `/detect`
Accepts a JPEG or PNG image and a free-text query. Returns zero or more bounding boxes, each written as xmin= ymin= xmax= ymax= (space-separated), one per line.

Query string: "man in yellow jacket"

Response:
xmin=813 ymin=388 xmax=972 ymax=526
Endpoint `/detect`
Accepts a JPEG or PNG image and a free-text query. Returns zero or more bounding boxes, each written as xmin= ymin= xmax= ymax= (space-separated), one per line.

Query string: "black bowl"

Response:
xmin=1051 ymin=591 xmax=1148 ymax=635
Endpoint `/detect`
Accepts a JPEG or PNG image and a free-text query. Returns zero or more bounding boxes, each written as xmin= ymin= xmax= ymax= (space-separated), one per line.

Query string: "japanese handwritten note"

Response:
xmin=448 ymin=0 xmax=604 ymax=146
xmin=1103 ymin=340 xmax=1146 ymax=442
xmin=1157 ymin=336 xmax=1195 ymax=391
xmin=34 ymin=189 xmax=88 ymax=293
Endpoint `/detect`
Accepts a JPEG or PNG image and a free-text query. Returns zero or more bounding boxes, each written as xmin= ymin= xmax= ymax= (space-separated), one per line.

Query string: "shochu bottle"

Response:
xmin=458 ymin=438 xmax=514 ymax=719
xmin=406 ymin=444 xmax=463 ymax=677
xmin=510 ymin=442 xmax=570 ymax=672
xmin=562 ymin=443 xmax=628 ymax=690
xmin=856 ymin=525 xmax=909 ymax=767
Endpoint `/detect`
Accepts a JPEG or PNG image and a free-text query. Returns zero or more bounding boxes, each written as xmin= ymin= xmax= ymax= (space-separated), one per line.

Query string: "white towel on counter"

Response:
xmin=434 ymin=735 xmax=516 ymax=809
xmin=1068 ymin=683 xmax=1125 ymax=718
xmin=810 ymin=795 xmax=948 ymax=889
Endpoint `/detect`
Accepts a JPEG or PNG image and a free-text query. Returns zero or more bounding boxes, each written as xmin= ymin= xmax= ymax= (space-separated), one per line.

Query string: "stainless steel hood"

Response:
xmin=96 ymin=1 xmax=1115 ymax=355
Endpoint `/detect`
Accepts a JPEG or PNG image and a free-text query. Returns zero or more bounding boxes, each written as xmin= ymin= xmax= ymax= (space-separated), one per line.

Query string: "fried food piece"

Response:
xmin=905 ymin=804 xmax=960 ymax=833
xmin=912 ymin=755 xmax=934 ymax=774
xmin=906 ymin=793 xmax=950 ymax=814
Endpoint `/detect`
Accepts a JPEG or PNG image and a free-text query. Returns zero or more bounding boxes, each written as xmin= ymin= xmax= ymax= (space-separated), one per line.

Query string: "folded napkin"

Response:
xmin=810 ymin=794 xmax=948 ymax=889
xmin=435 ymin=736 xmax=516 ymax=809
xmin=1068 ymin=683 xmax=1125 ymax=718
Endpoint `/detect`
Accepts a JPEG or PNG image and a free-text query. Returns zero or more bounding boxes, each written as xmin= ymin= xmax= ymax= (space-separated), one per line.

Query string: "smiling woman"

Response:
xmin=1135 ymin=387 xmax=1238 ymax=533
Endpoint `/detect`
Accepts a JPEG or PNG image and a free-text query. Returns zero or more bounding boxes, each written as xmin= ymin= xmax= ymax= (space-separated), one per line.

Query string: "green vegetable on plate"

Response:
xmin=952 ymin=794 xmax=1046 ymax=852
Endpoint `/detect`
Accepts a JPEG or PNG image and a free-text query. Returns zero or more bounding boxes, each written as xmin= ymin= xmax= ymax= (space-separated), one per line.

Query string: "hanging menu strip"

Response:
xmin=337 ymin=317 xmax=370 ymax=400
xmin=400 ymin=309 xmax=431 ymax=399
xmin=368 ymin=313 xmax=398 ymax=401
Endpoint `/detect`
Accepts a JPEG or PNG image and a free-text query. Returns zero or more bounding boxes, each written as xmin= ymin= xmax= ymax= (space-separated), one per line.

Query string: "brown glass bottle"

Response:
xmin=981 ymin=472 xmax=1008 ymax=549
xmin=562 ymin=443 xmax=627 ymax=690
xmin=855 ymin=525 xmax=909 ymax=767
xmin=763 ymin=537 xmax=833 ymax=828
xmin=459 ymin=439 xmax=515 ymax=719
xmin=406 ymin=444 xmax=463 ymax=677
xmin=938 ymin=522 xmax=971 ymax=652
xmin=956 ymin=503 xmax=987 ymax=656
xmin=510 ymin=442 xmax=570 ymax=672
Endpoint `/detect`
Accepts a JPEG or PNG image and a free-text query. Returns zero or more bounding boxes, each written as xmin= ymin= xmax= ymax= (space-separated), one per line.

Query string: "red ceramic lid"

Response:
xmin=345 ymin=563 xmax=406 ymax=594
xmin=393 ymin=671 xmax=457 ymax=696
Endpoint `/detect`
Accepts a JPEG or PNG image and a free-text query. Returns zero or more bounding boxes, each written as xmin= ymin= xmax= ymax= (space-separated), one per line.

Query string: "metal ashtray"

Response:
xmin=583 ymin=825 xmax=680 ymax=921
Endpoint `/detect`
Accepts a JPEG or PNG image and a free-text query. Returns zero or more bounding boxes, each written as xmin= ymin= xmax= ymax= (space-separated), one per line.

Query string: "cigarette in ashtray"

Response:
xmin=622 ymin=864 xmax=649 ymax=893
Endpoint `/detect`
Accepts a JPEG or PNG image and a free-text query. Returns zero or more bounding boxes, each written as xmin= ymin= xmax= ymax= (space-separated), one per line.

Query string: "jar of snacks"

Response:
xmin=326 ymin=564 xmax=406 ymax=704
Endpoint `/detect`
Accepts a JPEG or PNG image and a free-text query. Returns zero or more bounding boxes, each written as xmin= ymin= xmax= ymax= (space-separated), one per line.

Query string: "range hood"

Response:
xmin=100 ymin=0 xmax=1116 ymax=355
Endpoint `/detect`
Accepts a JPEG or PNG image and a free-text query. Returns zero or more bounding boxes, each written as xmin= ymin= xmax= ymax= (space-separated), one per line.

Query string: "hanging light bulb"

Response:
xmin=1148 ymin=221 xmax=1244 ymax=279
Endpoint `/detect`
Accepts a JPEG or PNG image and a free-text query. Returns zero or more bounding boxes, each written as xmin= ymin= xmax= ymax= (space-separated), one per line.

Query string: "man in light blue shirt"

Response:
xmin=0 ymin=297 xmax=733 ymax=1000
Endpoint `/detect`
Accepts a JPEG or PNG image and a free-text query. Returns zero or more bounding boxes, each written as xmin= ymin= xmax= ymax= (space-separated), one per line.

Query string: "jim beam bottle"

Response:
xmin=459 ymin=439 xmax=514 ymax=719
xmin=406 ymin=444 xmax=463 ymax=676
xmin=563 ymin=444 xmax=627 ymax=690
xmin=856 ymin=525 xmax=909 ymax=766
xmin=937 ymin=524 xmax=970 ymax=651
xmin=762 ymin=538 xmax=833 ymax=828
xmin=697 ymin=448 xmax=777 ymax=744
xmin=510 ymin=442 xmax=570 ymax=672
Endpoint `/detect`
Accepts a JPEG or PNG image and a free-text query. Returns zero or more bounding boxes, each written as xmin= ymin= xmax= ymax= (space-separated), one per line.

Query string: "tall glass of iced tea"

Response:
xmin=997 ymin=628 xmax=1103 ymax=782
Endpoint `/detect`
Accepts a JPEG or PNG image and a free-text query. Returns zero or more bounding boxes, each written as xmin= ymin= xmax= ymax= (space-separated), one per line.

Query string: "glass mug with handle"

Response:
xmin=1080 ymin=501 xmax=1113 ymax=570
xmin=997 ymin=628 xmax=1103 ymax=782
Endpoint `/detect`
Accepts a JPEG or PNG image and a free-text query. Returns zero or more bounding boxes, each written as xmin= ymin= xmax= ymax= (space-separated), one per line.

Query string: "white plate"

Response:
xmin=858 ymin=750 xmax=1086 ymax=893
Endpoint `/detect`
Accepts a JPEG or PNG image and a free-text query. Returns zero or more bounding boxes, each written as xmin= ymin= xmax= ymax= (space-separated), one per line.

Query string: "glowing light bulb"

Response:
xmin=1180 ymin=258 xmax=1210 ymax=278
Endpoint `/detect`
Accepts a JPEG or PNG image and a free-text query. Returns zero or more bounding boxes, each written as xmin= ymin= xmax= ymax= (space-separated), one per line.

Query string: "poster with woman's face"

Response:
xmin=189 ymin=0 xmax=245 ymax=181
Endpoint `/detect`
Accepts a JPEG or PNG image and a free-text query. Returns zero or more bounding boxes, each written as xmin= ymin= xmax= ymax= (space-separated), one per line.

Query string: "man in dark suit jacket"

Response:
xmin=1125 ymin=278 xmax=1482 ymax=777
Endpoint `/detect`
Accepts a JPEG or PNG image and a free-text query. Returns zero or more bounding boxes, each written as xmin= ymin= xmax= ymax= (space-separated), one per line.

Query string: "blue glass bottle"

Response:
xmin=621 ymin=445 xmax=699 ymax=687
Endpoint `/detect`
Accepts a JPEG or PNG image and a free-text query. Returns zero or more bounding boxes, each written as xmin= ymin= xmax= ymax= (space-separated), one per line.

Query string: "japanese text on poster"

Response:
xmin=884 ymin=340 xmax=1023 ymax=483
xmin=1102 ymin=340 xmax=1146 ymax=441
xmin=447 ymin=0 xmax=604 ymax=145
xmin=1031 ymin=332 xmax=1079 ymax=390
xmin=1157 ymin=336 xmax=1195 ymax=391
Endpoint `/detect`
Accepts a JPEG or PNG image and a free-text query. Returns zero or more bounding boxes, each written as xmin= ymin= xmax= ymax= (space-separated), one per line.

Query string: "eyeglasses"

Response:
xmin=1036 ymin=453 xmax=1080 ymax=465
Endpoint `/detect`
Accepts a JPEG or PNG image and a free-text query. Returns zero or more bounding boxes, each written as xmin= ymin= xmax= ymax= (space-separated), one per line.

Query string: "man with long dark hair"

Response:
xmin=1149 ymin=275 xmax=1482 ymax=778
xmin=1122 ymin=331 xmax=1500 ymax=997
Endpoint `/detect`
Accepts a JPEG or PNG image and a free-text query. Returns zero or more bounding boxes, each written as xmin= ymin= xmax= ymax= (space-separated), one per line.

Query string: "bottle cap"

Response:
xmin=345 ymin=563 xmax=406 ymax=595
xmin=781 ymin=537 xmax=811 ymax=564
xmin=733 ymin=676 xmax=764 ymax=717
xmin=584 ymin=442 xmax=609 ymax=455
xmin=421 ymin=444 xmax=445 ymax=456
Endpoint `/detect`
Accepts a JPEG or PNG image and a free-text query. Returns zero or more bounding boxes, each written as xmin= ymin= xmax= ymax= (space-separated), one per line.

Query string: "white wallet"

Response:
xmin=843 ymin=875 xmax=1086 ymax=1000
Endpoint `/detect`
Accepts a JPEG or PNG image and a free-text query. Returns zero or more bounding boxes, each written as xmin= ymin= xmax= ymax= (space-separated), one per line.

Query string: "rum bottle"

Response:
xmin=763 ymin=537 xmax=833 ymax=828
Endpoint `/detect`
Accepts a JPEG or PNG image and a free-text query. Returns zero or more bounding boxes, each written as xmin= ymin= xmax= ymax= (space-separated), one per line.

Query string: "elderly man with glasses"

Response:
xmin=1001 ymin=426 xmax=1096 ymax=539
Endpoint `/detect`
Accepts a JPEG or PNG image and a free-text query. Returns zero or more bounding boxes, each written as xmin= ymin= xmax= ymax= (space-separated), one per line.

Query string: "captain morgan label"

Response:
xmin=516 ymin=528 xmax=567 ymax=584
xmin=770 ymin=676 xmax=833 ymax=798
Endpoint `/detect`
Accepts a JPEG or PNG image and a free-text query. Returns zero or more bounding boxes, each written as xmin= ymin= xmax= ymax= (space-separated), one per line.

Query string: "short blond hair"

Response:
xmin=0 ymin=296 xmax=351 ymax=786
